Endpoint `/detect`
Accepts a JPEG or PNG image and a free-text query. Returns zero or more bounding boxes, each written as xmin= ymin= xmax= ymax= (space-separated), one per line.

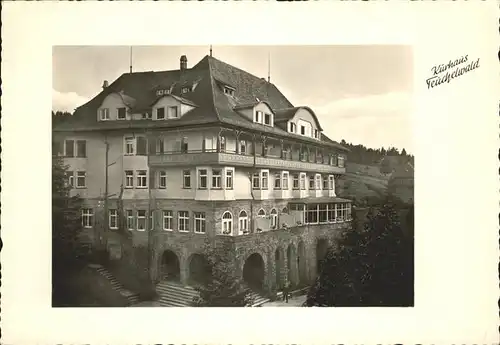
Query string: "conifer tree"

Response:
xmin=52 ymin=156 xmax=85 ymax=305
xmin=193 ymin=240 xmax=252 ymax=307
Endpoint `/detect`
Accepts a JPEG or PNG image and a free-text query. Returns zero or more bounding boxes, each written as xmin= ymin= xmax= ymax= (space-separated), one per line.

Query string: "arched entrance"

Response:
xmin=297 ymin=240 xmax=307 ymax=284
xmin=160 ymin=250 xmax=180 ymax=281
xmin=188 ymin=253 xmax=212 ymax=287
xmin=286 ymin=244 xmax=298 ymax=287
xmin=316 ymin=238 xmax=329 ymax=276
xmin=243 ymin=253 xmax=265 ymax=291
xmin=275 ymin=248 xmax=285 ymax=290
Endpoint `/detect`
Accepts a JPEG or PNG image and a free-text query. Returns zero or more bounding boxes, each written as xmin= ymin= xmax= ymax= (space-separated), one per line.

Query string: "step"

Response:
xmin=156 ymin=287 xmax=198 ymax=299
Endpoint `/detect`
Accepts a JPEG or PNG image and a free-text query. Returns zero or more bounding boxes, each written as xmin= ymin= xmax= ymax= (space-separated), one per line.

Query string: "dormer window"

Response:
xmin=168 ymin=106 xmax=179 ymax=119
xmin=99 ymin=108 xmax=110 ymax=121
xmin=156 ymin=89 xmax=171 ymax=96
xmin=117 ymin=107 xmax=126 ymax=120
xmin=156 ymin=107 xmax=165 ymax=120
xmin=255 ymin=111 xmax=263 ymax=123
xmin=290 ymin=122 xmax=296 ymax=133
xmin=314 ymin=129 xmax=319 ymax=139
xmin=157 ymin=90 xmax=164 ymax=96
xmin=223 ymin=87 xmax=235 ymax=97
xmin=264 ymin=113 xmax=272 ymax=126
xmin=182 ymin=86 xmax=191 ymax=94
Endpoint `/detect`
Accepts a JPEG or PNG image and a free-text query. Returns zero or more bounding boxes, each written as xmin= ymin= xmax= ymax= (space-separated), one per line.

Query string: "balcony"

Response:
xmin=149 ymin=150 xmax=346 ymax=173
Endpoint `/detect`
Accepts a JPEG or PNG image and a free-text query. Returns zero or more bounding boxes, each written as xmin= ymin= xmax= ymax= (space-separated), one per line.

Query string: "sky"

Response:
xmin=53 ymin=45 xmax=413 ymax=153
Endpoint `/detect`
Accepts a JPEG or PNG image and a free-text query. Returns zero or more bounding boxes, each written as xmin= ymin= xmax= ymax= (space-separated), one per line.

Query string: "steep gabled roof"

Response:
xmin=54 ymin=54 xmax=348 ymax=152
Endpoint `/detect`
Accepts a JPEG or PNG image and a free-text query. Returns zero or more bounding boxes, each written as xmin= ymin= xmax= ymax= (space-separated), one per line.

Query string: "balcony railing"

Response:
xmin=149 ymin=150 xmax=345 ymax=173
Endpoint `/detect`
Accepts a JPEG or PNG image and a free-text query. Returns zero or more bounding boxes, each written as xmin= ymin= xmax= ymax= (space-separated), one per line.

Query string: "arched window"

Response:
xmin=222 ymin=211 xmax=233 ymax=235
xmin=270 ymin=208 xmax=278 ymax=228
xmin=257 ymin=209 xmax=266 ymax=217
xmin=239 ymin=210 xmax=248 ymax=234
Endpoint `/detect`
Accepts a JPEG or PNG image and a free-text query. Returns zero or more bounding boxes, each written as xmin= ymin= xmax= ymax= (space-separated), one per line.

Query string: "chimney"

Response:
xmin=180 ymin=55 xmax=187 ymax=71
xmin=102 ymin=80 xmax=109 ymax=89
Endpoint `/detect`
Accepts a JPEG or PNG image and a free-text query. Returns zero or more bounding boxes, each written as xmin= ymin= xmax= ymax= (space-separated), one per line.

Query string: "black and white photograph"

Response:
xmin=51 ymin=45 xmax=414 ymax=308
xmin=3 ymin=2 xmax=498 ymax=344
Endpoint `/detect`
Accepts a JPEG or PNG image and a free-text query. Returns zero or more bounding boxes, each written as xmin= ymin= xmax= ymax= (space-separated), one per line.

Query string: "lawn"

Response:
xmin=53 ymin=266 xmax=130 ymax=307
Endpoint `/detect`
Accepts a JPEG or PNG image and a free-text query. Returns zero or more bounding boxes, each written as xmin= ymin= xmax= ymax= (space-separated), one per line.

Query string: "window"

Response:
xmin=224 ymin=87 xmax=235 ymax=96
xmin=300 ymin=125 xmax=306 ymax=135
xmin=211 ymin=169 xmax=221 ymax=188
xmin=149 ymin=210 xmax=155 ymax=230
xmin=117 ymin=107 xmax=127 ymax=120
xmin=239 ymin=210 xmax=248 ymax=233
xmin=300 ymin=174 xmax=306 ymax=190
xmin=181 ymin=137 xmax=188 ymax=153
xmin=314 ymin=129 xmax=319 ymax=139
xmin=240 ymin=140 xmax=247 ymax=154
xmin=137 ymin=170 xmax=147 ymax=188
xmin=323 ymin=176 xmax=329 ymax=190
xmin=290 ymin=122 xmax=296 ymax=133
xmin=76 ymin=171 xmax=86 ymax=188
xmin=225 ymin=170 xmax=233 ymax=189
xmin=306 ymin=204 xmax=318 ymax=224
xmin=219 ymin=136 xmax=226 ymax=152
xmin=163 ymin=210 xmax=173 ymax=231
xmin=159 ymin=171 xmax=167 ymax=189
xmin=194 ymin=212 xmax=206 ymax=234
xmin=136 ymin=137 xmax=147 ymax=155
xmin=109 ymin=209 xmax=118 ymax=229
xmin=156 ymin=107 xmax=165 ymax=120
xmin=125 ymin=170 xmax=134 ymax=188
xmin=198 ymin=169 xmax=208 ymax=189
xmin=65 ymin=140 xmax=75 ymax=157
xmin=274 ymin=172 xmax=281 ymax=189
xmin=315 ymin=175 xmax=322 ymax=190
xmin=330 ymin=155 xmax=338 ymax=166
xmin=282 ymin=172 xmax=289 ymax=189
xmin=309 ymin=175 xmax=315 ymax=190
xmin=65 ymin=171 xmax=74 ymax=188
xmin=338 ymin=155 xmax=345 ymax=168
xmin=183 ymin=170 xmax=191 ymax=188
xmin=82 ymin=208 xmax=93 ymax=228
xmin=76 ymin=140 xmax=86 ymax=157
xmin=182 ymin=87 xmax=190 ymax=94
xmin=252 ymin=173 xmax=260 ymax=189
xmin=257 ymin=209 xmax=266 ymax=217
xmin=125 ymin=137 xmax=135 ymax=155
xmin=255 ymin=111 xmax=262 ymax=123
xmin=168 ymin=106 xmax=178 ymax=119
xmin=327 ymin=204 xmax=336 ymax=222
xmin=126 ymin=210 xmax=134 ymax=230
xmin=264 ymin=113 xmax=271 ymax=125
xmin=222 ymin=211 xmax=233 ymax=235
xmin=282 ymin=207 xmax=289 ymax=214
xmin=99 ymin=108 xmax=110 ymax=121
xmin=319 ymin=204 xmax=328 ymax=223
xmin=328 ymin=175 xmax=334 ymax=190
xmin=270 ymin=209 xmax=278 ymax=228
xmin=178 ymin=211 xmax=189 ymax=232
xmin=261 ymin=171 xmax=269 ymax=189
xmin=292 ymin=174 xmax=299 ymax=189
xmin=137 ymin=210 xmax=146 ymax=231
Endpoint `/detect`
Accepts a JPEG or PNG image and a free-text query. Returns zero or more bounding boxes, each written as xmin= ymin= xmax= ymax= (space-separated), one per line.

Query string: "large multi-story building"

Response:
xmin=53 ymin=54 xmax=352 ymax=297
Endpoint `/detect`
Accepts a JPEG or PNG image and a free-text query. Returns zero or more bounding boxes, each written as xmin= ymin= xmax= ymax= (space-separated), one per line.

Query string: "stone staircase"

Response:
xmin=156 ymin=281 xmax=199 ymax=307
xmin=91 ymin=264 xmax=140 ymax=305
xmin=246 ymin=289 xmax=271 ymax=307
xmin=155 ymin=281 xmax=271 ymax=307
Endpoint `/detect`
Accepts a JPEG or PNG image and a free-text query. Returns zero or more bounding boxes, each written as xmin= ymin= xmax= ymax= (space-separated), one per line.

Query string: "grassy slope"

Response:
xmin=55 ymin=266 xmax=130 ymax=307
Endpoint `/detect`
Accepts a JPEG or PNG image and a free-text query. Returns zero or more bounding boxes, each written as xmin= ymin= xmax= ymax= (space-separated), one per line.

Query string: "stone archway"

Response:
xmin=243 ymin=253 xmax=265 ymax=291
xmin=160 ymin=250 xmax=181 ymax=281
xmin=274 ymin=247 xmax=285 ymax=290
xmin=297 ymin=240 xmax=307 ymax=284
xmin=316 ymin=238 xmax=329 ymax=276
xmin=188 ymin=253 xmax=212 ymax=287
xmin=286 ymin=244 xmax=299 ymax=287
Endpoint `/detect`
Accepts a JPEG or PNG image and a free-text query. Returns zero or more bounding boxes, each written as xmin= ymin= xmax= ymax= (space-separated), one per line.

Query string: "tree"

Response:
xmin=305 ymin=196 xmax=413 ymax=307
xmin=52 ymin=156 xmax=85 ymax=305
xmin=193 ymin=240 xmax=252 ymax=307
